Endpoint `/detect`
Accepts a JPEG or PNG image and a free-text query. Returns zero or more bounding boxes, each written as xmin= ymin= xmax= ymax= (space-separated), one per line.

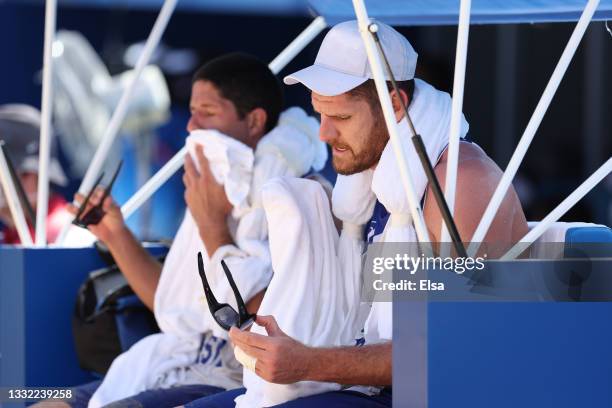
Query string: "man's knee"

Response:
xmin=30 ymin=402 xmax=71 ymax=408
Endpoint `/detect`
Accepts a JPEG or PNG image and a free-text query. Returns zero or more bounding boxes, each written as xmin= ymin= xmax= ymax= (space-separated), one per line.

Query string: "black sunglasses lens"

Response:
xmin=214 ymin=305 xmax=240 ymax=331
xmin=79 ymin=207 xmax=106 ymax=226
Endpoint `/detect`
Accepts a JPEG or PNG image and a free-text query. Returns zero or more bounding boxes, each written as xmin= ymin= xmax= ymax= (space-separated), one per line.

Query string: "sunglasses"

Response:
xmin=197 ymin=252 xmax=255 ymax=331
xmin=72 ymin=161 xmax=122 ymax=228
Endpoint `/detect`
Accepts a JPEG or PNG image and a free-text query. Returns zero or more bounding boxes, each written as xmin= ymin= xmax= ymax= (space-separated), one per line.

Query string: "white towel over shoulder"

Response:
xmin=334 ymin=78 xmax=469 ymax=343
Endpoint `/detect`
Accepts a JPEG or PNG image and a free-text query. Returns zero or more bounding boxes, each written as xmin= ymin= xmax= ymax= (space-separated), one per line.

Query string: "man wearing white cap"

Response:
xmin=184 ymin=20 xmax=527 ymax=407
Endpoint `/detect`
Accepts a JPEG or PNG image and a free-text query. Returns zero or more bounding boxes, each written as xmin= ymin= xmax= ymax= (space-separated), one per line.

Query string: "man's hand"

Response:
xmin=183 ymin=145 xmax=234 ymax=255
xmin=66 ymin=188 xmax=127 ymax=244
xmin=229 ymin=315 xmax=313 ymax=384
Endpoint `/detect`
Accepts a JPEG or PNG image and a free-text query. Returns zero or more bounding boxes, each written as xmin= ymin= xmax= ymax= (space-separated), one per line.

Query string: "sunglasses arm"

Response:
xmin=100 ymin=160 xmax=123 ymax=203
xmin=220 ymin=259 xmax=250 ymax=318
xmin=198 ymin=252 xmax=221 ymax=307
xmin=74 ymin=172 xmax=105 ymax=221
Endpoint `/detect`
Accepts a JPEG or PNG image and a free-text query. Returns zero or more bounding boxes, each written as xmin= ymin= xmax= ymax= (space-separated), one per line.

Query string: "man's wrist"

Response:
xmin=303 ymin=346 xmax=323 ymax=382
xmin=199 ymin=223 xmax=233 ymax=256
xmin=103 ymin=224 xmax=133 ymax=251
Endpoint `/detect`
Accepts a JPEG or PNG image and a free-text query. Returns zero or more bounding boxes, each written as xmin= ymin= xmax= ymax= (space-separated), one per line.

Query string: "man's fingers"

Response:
xmin=235 ymin=342 xmax=267 ymax=361
xmin=256 ymin=315 xmax=286 ymax=337
xmin=195 ymin=145 xmax=213 ymax=181
xmin=66 ymin=203 xmax=78 ymax=215
xmin=229 ymin=326 xmax=272 ymax=350
xmin=102 ymin=196 xmax=117 ymax=213
xmin=184 ymin=153 xmax=198 ymax=177
xmin=88 ymin=187 xmax=105 ymax=207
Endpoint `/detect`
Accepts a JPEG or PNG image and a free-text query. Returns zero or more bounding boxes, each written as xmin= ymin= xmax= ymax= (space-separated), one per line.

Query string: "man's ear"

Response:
xmin=246 ymin=108 xmax=268 ymax=140
xmin=390 ymin=88 xmax=409 ymax=122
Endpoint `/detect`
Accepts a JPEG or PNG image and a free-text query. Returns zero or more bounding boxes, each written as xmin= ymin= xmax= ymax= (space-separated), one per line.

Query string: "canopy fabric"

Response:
xmin=310 ymin=0 xmax=612 ymax=25
xmin=14 ymin=0 xmax=310 ymax=15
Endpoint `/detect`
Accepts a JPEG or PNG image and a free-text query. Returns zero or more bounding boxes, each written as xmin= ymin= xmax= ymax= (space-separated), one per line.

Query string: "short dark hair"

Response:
xmin=348 ymin=79 xmax=415 ymax=114
xmin=192 ymin=53 xmax=283 ymax=133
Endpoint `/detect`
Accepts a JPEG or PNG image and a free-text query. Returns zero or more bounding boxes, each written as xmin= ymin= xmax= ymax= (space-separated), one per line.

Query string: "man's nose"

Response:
xmin=318 ymin=116 xmax=338 ymax=144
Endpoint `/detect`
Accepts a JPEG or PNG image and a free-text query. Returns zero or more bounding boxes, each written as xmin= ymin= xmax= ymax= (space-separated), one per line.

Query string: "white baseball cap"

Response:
xmin=284 ymin=20 xmax=418 ymax=96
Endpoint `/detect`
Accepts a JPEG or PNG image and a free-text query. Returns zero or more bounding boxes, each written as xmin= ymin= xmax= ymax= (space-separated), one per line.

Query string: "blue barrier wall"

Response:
xmin=394 ymin=277 xmax=612 ymax=407
xmin=0 ymin=245 xmax=166 ymax=391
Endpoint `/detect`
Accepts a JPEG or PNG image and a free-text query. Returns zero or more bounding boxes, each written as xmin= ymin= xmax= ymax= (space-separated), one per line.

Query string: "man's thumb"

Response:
xmin=256 ymin=315 xmax=285 ymax=337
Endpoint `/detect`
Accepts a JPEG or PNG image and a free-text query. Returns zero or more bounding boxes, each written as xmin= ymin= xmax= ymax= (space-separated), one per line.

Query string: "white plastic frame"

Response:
xmin=35 ymin=0 xmax=57 ymax=246
xmin=351 ymin=0 xmax=433 ymax=254
xmin=0 ymin=144 xmax=33 ymax=246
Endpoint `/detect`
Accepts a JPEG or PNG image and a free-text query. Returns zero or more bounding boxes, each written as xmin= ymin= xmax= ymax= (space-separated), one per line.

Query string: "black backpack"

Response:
xmin=72 ymin=246 xmax=166 ymax=375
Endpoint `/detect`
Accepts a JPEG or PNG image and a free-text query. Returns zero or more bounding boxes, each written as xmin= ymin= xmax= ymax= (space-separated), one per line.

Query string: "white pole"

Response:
xmin=351 ymin=0 xmax=433 ymax=252
xmin=56 ymin=0 xmax=177 ymax=244
xmin=0 ymin=144 xmax=34 ymax=246
xmin=467 ymin=0 xmax=600 ymax=257
xmin=121 ymin=146 xmax=187 ymax=220
xmin=501 ymin=157 xmax=612 ymax=260
xmin=116 ymin=17 xmax=326 ymax=224
xmin=440 ymin=0 xmax=471 ymax=257
xmin=34 ymin=0 xmax=57 ymax=247
xmin=268 ymin=16 xmax=327 ymax=74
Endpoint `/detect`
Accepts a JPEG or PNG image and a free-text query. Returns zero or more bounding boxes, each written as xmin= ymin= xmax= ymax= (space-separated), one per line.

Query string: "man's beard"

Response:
xmin=332 ymin=114 xmax=389 ymax=176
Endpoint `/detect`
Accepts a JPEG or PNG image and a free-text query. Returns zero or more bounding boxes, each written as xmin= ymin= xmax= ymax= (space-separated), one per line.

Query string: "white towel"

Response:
xmin=345 ymin=78 xmax=468 ymax=342
xmin=186 ymin=130 xmax=254 ymax=218
xmin=88 ymin=107 xmax=327 ymax=408
xmin=236 ymin=177 xmax=360 ymax=407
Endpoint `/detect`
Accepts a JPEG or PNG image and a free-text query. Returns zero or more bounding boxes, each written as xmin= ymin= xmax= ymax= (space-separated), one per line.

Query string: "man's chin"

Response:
xmin=332 ymin=157 xmax=372 ymax=176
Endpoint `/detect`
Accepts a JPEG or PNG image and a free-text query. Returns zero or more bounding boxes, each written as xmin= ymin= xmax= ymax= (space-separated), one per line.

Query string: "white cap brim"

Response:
xmin=284 ymin=64 xmax=368 ymax=97
xmin=20 ymin=156 xmax=68 ymax=186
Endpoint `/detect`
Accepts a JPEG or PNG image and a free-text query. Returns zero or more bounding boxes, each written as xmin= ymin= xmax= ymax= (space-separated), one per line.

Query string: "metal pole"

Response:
xmin=351 ymin=0 xmax=433 ymax=252
xmin=0 ymin=143 xmax=33 ymax=246
xmin=468 ymin=0 xmax=600 ymax=256
xmin=440 ymin=0 xmax=471 ymax=256
xmin=34 ymin=0 xmax=57 ymax=246
xmin=117 ymin=17 xmax=326 ymax=224
xmin=56 ymin=0 xmax=178 ymax=244
xmin=502 ymin=157 xmax=612 ymax=260
xmin=268 ymin=16 xmax=327 ymax=74
xmin=121 ymin=146 xmax=187 ymax=220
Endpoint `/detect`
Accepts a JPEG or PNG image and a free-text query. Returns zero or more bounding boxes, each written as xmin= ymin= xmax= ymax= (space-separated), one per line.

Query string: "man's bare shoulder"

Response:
xmin=425 ymin=142 xmax=528 ymax=246
xmin=433 ymin=143 xmax=503 ymax=197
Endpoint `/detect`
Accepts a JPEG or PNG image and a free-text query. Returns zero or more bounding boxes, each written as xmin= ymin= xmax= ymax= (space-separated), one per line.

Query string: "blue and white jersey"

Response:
xmin=366 ymin=200 xmax=391 ymax=245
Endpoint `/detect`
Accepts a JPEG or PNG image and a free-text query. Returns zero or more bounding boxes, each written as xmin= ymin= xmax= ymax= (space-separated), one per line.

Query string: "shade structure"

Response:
xmin=310 ymin=0 xmax=612 ymax=25
xmin=10 ymin=0 xmax=310 ymax=15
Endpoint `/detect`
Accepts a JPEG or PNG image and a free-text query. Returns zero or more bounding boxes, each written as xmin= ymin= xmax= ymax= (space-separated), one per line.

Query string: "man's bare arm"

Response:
xmin=307 ymin=343 xmax=391 ymax=385
xmin=103 ymin=226 xmax=162 ymax=310
xmin=67 ymin=191 xmax=162 ymax=310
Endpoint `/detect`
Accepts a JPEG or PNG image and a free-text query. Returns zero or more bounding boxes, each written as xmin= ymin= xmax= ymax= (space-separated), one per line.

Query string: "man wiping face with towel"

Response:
xmin=52 ymin=53 xmax=327 ymax=408
xmin=185 ymin=21 xmax=528 ymax=408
